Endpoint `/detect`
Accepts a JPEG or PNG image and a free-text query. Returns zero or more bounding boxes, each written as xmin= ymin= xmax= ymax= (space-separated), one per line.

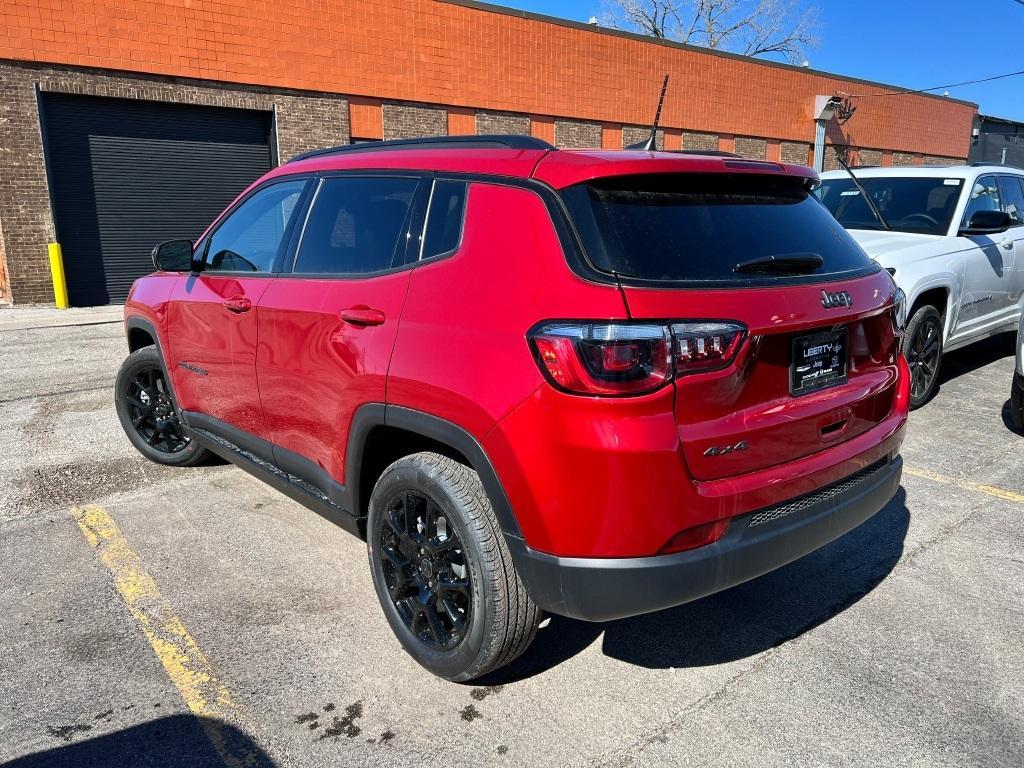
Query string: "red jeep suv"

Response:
xmin=116 ymin=135 xmax=909 ymax=681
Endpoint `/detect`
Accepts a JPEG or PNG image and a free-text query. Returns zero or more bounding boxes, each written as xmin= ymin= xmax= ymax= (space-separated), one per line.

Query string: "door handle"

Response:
xmin=223 ymin=295 xmax=252 ymax=313
xmin=339 ymin=307 xmax=386 ymax=326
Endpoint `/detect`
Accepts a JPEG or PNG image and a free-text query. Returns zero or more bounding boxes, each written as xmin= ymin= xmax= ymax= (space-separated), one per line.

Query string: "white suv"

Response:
xmin=1013 ymin=313 xmax=1024 ymax=432
xmin=818 ymin=165 xmax=1024 ymax=408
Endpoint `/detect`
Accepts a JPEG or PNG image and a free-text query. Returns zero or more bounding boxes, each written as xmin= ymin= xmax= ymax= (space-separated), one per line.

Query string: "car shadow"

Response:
xmin=1002 ymin=399 xmax=1022 ymax=435
xmin=484 ymin=487 xmax=909 ymax=683
xmin=936 ymin=331 xmax=1016 ymax=389
xmin=4 ymin=714 xmax=276 ymax=768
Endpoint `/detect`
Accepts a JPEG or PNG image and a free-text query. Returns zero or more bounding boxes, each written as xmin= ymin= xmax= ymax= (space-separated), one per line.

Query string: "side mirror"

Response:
xmin=959 ymin=210 xmax=1011 ymax=236
xmin=151 ymin=239 xmax=198 ymax=272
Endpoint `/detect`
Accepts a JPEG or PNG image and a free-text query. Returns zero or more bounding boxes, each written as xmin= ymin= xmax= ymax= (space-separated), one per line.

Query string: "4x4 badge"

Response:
xmin=704 ymin=440 xmax=748 ymax=457
xmin=821 ymin=290 xmax=853 ymax=309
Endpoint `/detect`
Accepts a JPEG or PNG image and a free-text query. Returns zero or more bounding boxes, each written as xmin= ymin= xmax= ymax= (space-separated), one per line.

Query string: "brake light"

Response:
xmin=891 ymin=287 xmax=907 ymax=338
xmin=530 ymin=323 xmax=672 ymax=395
xmin=528 ymin=320 xmax=746 ymax=396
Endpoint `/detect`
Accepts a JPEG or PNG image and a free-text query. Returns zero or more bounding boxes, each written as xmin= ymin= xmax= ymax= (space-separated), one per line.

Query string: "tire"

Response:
xmin=1012 ymin=371 xmax=1024 ymax=434
xmin=366 ymin=452 xmax=541 ymax=681
xmin=114 ymin=346 xmax=210 ymax=467
xmin=903 ymin=304 xmax=944 ymax=410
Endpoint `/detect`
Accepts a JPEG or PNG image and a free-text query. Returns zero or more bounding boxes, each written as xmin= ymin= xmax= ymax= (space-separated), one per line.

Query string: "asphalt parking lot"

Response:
xmin=1 ymin=307 xmax=1022 ymax=768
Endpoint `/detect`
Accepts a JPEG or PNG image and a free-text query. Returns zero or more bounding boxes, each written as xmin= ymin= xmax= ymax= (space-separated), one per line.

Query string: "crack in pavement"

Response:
xmin=0 ymin=382 xmax=114 ymax=405
xmin=585 ymin=477 xmax=1005 ymax=767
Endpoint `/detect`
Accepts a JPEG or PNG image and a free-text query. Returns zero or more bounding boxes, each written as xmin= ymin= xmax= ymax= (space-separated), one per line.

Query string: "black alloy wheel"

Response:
xmin=366 ymin=452 xmax=540 ymax=681
xmin=115 ymin=346 xmax=210 ymax=467
xmin=125 ymin=365 xmax=190 ymax=455
xmin=377 ymin=490 xmax=472 ymax=651
xmin=904 ymin=305 xmax=943 ymax=409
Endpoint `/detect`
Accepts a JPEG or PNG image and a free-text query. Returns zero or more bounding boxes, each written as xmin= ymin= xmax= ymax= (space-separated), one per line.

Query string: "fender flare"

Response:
xmin=123 ymin=315 xmax=190 ymax=418
xmin=905 ymin=277 xmax=957 ymax=340
xmin=125 ymin=315 xmax=161 ymax=353
xmin=346 ymin=404 xmax=525 ymax=541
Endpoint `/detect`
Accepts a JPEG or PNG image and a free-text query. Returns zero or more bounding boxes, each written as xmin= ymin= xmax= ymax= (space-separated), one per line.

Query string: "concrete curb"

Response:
xmin=0 ymin=305 xmax=123 ymax=332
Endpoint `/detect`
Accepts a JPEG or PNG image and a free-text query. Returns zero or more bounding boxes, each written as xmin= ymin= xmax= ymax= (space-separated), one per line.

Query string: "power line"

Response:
xmin=847 ymin=68 xmax=1024 ymax=99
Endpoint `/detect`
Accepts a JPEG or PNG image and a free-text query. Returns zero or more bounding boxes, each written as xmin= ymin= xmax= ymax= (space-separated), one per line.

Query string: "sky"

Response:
xmin=493 ymin=0 xmax=1024 ymax=121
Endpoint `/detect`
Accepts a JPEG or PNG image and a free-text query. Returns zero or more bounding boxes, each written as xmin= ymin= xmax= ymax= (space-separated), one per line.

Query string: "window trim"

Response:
xmin=960 ymin=174 xmax=1003 ymax=230
xmin=419 ymin=177 xmax=469 ymax=263
xmin=416 ymin=171 xmax=613 ymax=289
xmin=416 ymin=179 xmax=436 ymax=263
xmin=291 ymin=177 xmax=324 ymax=266
xmin=387 ymin=171 xmax=871 ymax=291
xmin=281 ymin=171 xmax=430 ymax=280
xmin=1019 ymin=176 xmax=1024 ymax=225
xmin=996 ymin=174 xmax=1024 ymax=228
xmin=196 ymin=174 xmax=314 ymax=278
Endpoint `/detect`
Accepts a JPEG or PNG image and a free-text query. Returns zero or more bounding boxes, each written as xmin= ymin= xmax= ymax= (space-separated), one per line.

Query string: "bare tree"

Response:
xmin=599 ymin=0 xmax=819 ymax=63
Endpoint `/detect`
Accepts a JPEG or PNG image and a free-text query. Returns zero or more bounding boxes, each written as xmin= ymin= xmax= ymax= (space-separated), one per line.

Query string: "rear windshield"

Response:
xmin=561 ymin=173 xmax=875 ymax=284
xmin=816 ymin=176 xmax=964 ymax=236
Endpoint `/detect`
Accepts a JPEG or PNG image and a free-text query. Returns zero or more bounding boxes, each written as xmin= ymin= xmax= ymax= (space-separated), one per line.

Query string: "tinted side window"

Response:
xmin=205 ymin=180 xmax=306 ymax=273
xmin=294 ymin=176 xmax=419 ymax=274
xmin=998 ymin=176 xmax=1024 ymax=226
xmin=962 ymin=175 xmax=1002 ymax=225
xmin=422 ymin=180 xmax=467 ymax=259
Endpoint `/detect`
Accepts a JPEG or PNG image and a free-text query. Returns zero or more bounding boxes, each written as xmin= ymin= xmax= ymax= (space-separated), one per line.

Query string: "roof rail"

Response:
xmin=672 ymin=149 xmax=741 ymax=158
xmin=288 ymin=134 xmax=557 ymax=163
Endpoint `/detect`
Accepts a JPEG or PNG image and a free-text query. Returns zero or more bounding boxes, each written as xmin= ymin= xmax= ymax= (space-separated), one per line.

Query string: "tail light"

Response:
xmin=891 ymin=287 xmax=907 ymax=337
xmin=529 ymin=323 xmax=672 ymax=395
xmin=529 ymin=320 xmax=746 ymax=396
xmin=671 ymin=322 xmax=746 ymax=375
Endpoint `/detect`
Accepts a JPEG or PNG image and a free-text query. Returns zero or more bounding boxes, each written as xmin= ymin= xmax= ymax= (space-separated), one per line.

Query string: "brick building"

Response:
xmin=0 ymin=0 xmax=976 ymax=305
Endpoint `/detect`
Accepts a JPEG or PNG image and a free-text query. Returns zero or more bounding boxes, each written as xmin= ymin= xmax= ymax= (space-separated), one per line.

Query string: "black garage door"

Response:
xmin=42 ymin=94 xmax=273 ymax=306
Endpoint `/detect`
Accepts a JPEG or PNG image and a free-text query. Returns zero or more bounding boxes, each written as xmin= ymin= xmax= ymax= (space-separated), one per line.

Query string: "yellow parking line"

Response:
xmin=904 ymin=466 xmax=1024 ymax=505
xmin=72 ymin=504 xmax=260 ymax=768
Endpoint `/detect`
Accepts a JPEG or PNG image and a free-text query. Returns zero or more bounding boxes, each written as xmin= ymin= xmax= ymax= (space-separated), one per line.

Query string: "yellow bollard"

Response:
xmin=48 ymin=242 xmax=69 ymax=309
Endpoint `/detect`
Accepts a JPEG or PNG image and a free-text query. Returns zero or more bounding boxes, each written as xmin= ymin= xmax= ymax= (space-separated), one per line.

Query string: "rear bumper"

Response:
xmin=508 ymin=453 xmax=902 ymax=622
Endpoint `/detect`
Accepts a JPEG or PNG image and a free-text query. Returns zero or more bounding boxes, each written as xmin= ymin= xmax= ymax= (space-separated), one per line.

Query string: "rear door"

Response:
xmin=166 ymin=178 xmax=308 ymax=440
xmin=997 ymin=175 xmax=1024 ymax=312
xmin=958 ymin=175 xmax=1016 ymax=330
xmin=255 ymin=173 xmax=428 ymax=490
xmin=561 ymin=172 xmax=901 ymax=481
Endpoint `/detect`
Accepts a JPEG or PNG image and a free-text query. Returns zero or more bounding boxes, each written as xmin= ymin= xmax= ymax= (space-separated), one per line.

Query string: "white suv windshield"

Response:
xmin=817 ymin=177 xmax=964 ymax=236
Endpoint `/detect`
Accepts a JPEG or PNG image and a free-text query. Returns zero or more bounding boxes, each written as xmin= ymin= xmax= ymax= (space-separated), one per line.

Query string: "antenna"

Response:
xmin=626 ymin=74 xmax=669 ymax=151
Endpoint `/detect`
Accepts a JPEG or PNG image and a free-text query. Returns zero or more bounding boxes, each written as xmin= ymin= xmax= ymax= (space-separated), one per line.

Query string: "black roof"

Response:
xmin=289 ymin=134 xmax=557 ymax=163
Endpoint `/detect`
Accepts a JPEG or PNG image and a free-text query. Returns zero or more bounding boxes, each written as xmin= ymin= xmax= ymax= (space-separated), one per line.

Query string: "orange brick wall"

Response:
xmin=0 ymin=0 xmax=973 ymax=157
xmin=530 ymin=115 xmax=555 ymax=144
xmin=349 ymin=97 xmax=384 ymax=140
xmin=447 ymin=107 xmax=476 ymax=135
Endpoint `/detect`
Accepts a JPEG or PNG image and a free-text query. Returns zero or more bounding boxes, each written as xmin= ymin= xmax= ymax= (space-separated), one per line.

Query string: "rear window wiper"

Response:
xmin=734 ymin=253 xmax=824 ymax=275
